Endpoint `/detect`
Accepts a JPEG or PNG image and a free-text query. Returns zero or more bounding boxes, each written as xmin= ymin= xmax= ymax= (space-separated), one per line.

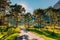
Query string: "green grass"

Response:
xmin=28 ymin=28 xmax=60 ymax=40
xmin=0 ymin=26 xmax=20 ymax=40
xmin=4 ymin=33 xmax=19 ymax=40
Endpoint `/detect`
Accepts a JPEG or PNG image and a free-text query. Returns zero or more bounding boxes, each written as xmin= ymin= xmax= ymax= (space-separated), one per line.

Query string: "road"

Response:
xmin=17 ymin=26 xmax=44 ymax=40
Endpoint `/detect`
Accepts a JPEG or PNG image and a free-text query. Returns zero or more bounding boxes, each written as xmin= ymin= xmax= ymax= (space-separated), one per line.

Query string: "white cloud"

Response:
xmin=17 ymin=1 xmax=32 ymax=13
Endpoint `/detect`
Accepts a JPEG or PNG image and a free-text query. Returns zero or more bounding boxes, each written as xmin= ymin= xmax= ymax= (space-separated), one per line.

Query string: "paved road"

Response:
xmin=17 ymin=26 xmax=44 ymax=40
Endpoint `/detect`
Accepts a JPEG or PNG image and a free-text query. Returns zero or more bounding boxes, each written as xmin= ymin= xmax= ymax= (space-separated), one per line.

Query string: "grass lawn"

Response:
xmin=28 ymin=28 xmax=60 ymax=40
xmin=4 ymin=33 xmax=19 ymax=40
xmin=0 ymin=26 xmax=20 ymax=40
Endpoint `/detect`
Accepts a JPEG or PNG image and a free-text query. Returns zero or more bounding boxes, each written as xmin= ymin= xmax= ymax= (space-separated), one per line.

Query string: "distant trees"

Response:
xmin=33 ymin=7 xmax=60 ymax=35
xmin=33 ymin=8 xmax=45 ymax=29
xmin=24 ymin=12 xmax=32 ymax=28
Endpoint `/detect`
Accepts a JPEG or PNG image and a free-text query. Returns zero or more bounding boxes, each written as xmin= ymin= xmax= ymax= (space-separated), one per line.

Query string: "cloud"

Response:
xmin=17 ymin=1 xmax=32 ymax=13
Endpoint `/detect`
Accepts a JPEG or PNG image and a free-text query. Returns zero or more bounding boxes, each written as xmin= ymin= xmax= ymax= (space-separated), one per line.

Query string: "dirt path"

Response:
xmin=17 ymin=26 xmax=44 ymax=40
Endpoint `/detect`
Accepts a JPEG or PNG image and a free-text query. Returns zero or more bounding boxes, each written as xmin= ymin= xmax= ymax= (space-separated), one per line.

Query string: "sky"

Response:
xmin=10 ymin=0 xmax=59 ymax=13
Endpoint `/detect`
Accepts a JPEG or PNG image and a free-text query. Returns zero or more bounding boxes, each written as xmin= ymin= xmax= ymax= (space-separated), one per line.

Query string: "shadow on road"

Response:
xmin=17 ymin=35 xmax=29 ymax=40
xmin=17 ymin=28 xmax=38 ymax=40
xmin=17 ymin=34 xmax=38 ymax=40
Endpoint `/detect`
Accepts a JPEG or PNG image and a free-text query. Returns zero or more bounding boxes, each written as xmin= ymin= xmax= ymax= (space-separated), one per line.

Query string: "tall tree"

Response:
xmin=33 ymin=8 xmax=45 ymax=29
xmin=10 ymin=4 xmax=25 ymax=27
xmin=0 ymin=0 xmax=10 ymax=13
xmin=0 ymin=0 xmax=11 ymax=26
xmin=45 ymin=7 xmax=58 ymax=35
xmin=24 ymin=12 xmax=32 ymax=28
xmin=57 ymin=8 xmax=60 ymax=27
